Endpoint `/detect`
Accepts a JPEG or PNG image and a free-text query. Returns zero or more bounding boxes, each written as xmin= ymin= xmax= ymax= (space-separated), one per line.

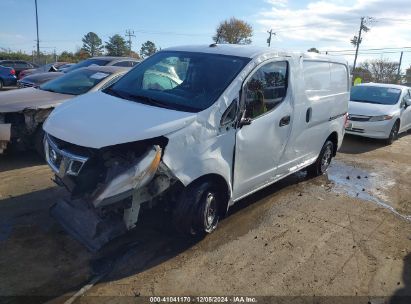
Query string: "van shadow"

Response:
xmin=0 ymin=150 xmax=44 ymax=173
xmin=95 ymin=170 xmax=311 ymax=283
xmin=0 ymin=163 xmax=315 ymax=301
xmin=389 ymin=253 xmax=411 ymax=303
xmin=339 ymin=134 xmax=386 ymax=155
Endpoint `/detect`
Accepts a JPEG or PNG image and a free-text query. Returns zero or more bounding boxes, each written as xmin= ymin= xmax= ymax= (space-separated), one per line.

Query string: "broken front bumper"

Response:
xmin=0 ymin=123 xmax=11 ymax=154
xmin=44 ymin=133 xmax=164 ymax=251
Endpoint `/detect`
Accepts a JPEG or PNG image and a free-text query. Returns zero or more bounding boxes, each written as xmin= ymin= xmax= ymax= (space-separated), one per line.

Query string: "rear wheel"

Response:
xmin=307 ymin=140 xmax=334 ymax=177
xmin=385 ymin=121 xmax=399 ymax=145
xmin=173 ymin=180 xmax=221 ymax=236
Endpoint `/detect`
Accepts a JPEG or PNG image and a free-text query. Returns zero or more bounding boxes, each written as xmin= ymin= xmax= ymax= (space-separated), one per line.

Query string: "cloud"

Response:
xmin=257 ymin=0 xmax=411 ymax=49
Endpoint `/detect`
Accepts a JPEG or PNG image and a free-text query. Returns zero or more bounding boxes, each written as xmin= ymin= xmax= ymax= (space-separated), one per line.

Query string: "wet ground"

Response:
xmin=0 ymin=133 xmax=410 ymax=303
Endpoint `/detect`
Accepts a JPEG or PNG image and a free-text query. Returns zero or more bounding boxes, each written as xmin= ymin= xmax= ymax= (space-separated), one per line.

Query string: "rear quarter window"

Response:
xmin=303 ymin=61 xmax=348 ymax=97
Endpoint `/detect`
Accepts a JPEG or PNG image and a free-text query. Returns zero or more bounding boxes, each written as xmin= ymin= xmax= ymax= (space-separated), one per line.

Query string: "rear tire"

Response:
xmin=172 ymin=180 xmax=221 ymax=236
xmin=307 ymin=140 xmax=334 ymax=177
xmin=385 ymin=121 xmax=399 ymax=145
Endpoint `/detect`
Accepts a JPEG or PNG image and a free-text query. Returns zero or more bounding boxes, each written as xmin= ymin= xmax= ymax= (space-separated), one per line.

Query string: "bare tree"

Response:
xmin=360 ymin=58 xmax=399 ymax=83
xmin=213 ymin=17 xmax=253 ymax=44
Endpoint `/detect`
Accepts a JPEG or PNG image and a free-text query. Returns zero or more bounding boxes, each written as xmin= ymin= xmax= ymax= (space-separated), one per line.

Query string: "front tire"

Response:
xmin=385 ymin=121 xmax=399 ymax=145
xmin=33 ymin=127 xmax=45 ymax=158
xmin=172 ymin=180 xmax=221 ymax=236
xmin=308 ymin=140 xmax=334 ymax=177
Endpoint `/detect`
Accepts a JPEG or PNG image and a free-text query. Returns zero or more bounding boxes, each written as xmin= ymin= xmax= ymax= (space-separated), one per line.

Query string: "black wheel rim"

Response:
xmin=391 ymin=123 xmax=399 ymax=140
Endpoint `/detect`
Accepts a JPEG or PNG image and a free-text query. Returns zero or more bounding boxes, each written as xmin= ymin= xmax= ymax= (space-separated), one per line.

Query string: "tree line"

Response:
xmin=0 ymin=16 xmax=406 ymax=84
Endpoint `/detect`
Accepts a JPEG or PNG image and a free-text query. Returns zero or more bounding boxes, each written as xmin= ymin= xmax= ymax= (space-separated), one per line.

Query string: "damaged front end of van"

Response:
xmin=44 ymin=134 xmax=183 ymax=251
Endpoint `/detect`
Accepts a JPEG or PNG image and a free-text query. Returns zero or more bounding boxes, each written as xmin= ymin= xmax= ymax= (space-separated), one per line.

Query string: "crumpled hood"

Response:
xmin=43 ymin=91 xmax=197 ymax=149
xmin=0 ymin=87 xmax=73 ymax=113
xmin=348 ymin=100 xmax=398 ymax=117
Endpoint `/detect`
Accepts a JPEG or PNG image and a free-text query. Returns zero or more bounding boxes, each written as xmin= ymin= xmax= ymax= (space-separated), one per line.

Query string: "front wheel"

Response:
xmin=307 ymin=140 xmax=334 ymax=177
xmin=172 ymin=180 xmax=221 ymax=236
xmin=385 ymin=121 xmax=399 ymax=145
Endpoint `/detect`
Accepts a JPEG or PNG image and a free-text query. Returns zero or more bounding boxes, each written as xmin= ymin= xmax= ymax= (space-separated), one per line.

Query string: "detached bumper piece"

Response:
xmin=0 ymin=123 xmax=11 ymax=154
xmin=50 ymin=198 xmax=127 ymax=252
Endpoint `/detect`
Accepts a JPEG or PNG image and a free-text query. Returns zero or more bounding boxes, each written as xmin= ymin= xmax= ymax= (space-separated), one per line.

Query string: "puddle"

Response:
xmin=327 ymin=160 xmax=411 ymax=222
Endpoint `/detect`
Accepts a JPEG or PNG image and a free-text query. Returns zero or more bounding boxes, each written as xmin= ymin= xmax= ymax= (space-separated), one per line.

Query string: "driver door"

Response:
xmin=232 ymin=60 xmax=293 ymax=200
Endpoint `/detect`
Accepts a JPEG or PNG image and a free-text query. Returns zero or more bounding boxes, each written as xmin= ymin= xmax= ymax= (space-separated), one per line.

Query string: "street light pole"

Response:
xmin=35 ymin=0 xmax=40 ymax=63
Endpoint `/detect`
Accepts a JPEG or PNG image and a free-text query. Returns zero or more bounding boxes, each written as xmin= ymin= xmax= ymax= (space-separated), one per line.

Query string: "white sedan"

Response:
xmin=346 ymin=83 xmax=411 ymax=144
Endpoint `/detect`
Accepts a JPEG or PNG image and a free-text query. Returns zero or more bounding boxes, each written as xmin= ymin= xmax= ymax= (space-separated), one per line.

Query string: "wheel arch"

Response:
xmin=186 ymin=173 xmax=231 ymax=217
xmin=326 ymin=131 xmax=338 ymax=156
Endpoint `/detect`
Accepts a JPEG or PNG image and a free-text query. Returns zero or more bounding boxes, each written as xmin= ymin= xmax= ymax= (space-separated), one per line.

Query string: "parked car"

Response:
xmin=18 ymin=62 xmax=68 ymax=80
xmin=18 ymin=57 xmax=140 ymax=88
xmin=0 ymin=60 xmax=38 ymax=77
xmin=0 ymin=65 xmax=17 ymax=89
xmin=57 ymin=63 xmax=75 ymax=72
xmin=42 ymin=44 xmax=349 ymax=251
xmin=346 ymin=83 xmax=411 ymax=144
xmin=17 ymin=71 xmax=64 ymax=88
xmin=0 ymin=66 xmax=128 ymax=155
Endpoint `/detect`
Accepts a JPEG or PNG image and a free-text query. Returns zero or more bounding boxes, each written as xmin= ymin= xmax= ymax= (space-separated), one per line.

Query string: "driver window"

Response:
xmin=244 ymin=61 xmax=288 ymax=119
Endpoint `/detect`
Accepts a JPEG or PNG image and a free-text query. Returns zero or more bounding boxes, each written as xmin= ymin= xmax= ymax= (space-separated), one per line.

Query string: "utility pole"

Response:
xmin=267 ymin=29 xmax=275 ymax=47
xmin=352 ymin=17 xmax=364 ymax=75
xmin=34 ymin=0 xmax=40 ymax=63
xmin=352 ymin=17 xmax=372 ymax=75
xmin=125 ymin=29 xmax=135 ymax=55
xmin=397 ymin=51 xmax=404 ymax=83
xmin=215 ymin=29 xmax=222 ymax=44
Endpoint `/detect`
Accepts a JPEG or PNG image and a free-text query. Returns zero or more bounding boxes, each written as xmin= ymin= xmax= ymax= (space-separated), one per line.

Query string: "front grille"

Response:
xmin=44 ymin=134 xmax=89 ymax=177
xmin=17 ymin=81 xmax=34 ymax=89
xmin=346 ymin=127 xmax=365 ymax=133
xmin=348 ymin=114 xmax=370 ymax=122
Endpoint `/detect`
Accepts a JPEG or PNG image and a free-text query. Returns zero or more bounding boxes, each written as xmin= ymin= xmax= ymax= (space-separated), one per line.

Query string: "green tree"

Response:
xmin=307 ymin=47 xmax=320 ymax=53
xmin=140 ymin=41 xmax=157 ymax=58
xmin=105 ymin=34 xmax=128 ymax=56
xmin=81 ymin=32 xmax=103 ymax=57
xmin=213 ymin=17 xmax=253 ymax=44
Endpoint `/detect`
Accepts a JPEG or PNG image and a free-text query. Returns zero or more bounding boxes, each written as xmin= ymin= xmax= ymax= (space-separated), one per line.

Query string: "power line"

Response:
xmin=326 ymin=47 xmax=411 ymax=53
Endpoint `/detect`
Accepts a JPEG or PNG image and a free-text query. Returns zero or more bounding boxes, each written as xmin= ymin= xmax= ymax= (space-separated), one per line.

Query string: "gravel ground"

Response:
xmin=0 ymin=133 xmax=410 ymax=304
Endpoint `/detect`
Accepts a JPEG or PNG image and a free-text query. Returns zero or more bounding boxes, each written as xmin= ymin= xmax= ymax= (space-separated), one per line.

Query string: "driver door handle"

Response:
xmin=279 ymin=115 xmax=291 ymax=127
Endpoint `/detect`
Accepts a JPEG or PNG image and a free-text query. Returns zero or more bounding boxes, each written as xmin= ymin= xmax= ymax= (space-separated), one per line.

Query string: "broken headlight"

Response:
xmin=91 ymin=145 xmax=162 ymax=206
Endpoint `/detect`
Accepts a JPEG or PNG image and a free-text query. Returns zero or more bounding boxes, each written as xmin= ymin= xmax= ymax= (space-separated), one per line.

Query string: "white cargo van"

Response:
xmin=43 ymin=45 xmax=349 ymax=251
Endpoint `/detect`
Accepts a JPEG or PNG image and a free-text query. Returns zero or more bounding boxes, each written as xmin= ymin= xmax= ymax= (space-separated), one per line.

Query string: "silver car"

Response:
xmin=0 ymin=65 xmax=129 ymax=155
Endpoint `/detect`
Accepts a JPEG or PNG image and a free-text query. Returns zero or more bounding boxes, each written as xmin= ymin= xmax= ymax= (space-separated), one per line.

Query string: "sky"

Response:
xmin=0 ymin=0 xmax=410 ymax=71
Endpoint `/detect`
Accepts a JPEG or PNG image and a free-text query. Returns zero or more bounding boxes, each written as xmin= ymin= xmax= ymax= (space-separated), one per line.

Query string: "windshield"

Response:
xmin=350 ymin=86 xmax=402 ymax=105
xmin=105 ymin=51 xmax=250 ymax=112
xmin=63 ymin=58 xmax=110 ymax=73
xmin=39 ymin=68 xmax=112 ymax=95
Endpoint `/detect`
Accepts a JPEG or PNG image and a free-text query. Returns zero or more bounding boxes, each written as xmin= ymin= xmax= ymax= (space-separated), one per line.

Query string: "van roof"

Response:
xmin=163 ymin=44 xmax=347 ymax=64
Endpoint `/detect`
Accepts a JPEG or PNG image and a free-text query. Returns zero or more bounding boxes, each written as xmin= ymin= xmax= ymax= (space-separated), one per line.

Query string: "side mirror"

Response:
xmin=239 ymin=117 xmax=252 ymax=127
xmin=404 ymin=97 xmax=411 ymax=108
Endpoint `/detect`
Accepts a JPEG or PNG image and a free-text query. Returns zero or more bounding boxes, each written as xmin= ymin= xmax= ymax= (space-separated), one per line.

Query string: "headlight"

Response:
xmin=369 ymin=115 xmax=393 ymax=122
xmin=92 ymin=146 xmax=162 ymax=206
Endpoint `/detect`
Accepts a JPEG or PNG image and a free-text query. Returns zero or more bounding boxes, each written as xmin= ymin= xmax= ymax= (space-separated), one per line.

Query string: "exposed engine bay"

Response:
xmin=44 ymin=134 xmax=182 ymax=251
xmin=0 ymin=108 xmax=52 ymax=154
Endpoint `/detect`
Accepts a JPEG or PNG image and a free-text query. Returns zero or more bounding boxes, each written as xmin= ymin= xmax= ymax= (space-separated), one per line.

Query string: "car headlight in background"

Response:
xmin=369 ymin=115 xmax=393 ymax=122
